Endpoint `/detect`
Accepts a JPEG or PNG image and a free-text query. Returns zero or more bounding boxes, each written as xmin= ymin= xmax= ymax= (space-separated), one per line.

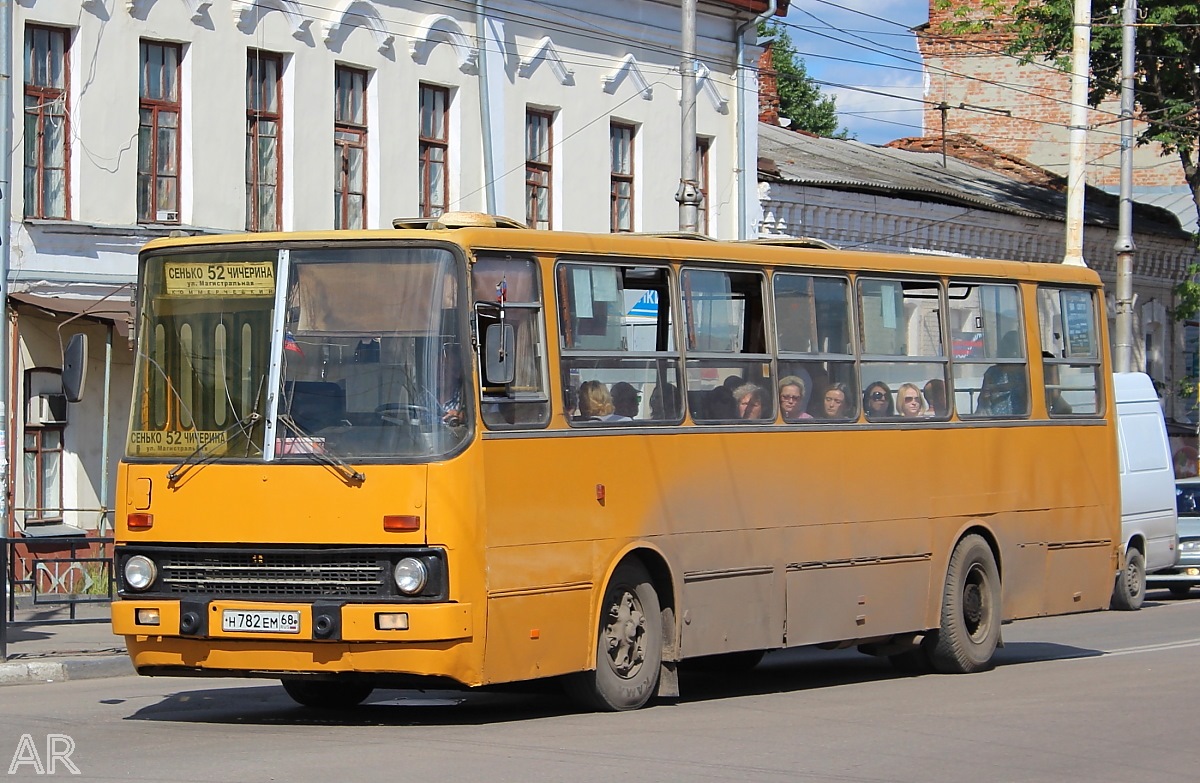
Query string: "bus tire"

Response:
xmin=928 ymin=534 xmax=1001 ymax=674
xmin=565 ymin=559 xmax=662 ymax=711
xmin=1110 ymin=548 xmax=1146 ymax=611
xmin=281 ymin=679 xmax=374 ymax=709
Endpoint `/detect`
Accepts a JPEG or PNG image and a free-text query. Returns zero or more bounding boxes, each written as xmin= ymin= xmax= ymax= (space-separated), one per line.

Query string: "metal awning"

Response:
xmin=20 ymin=523 xmax=87 ymax=538
xmin=9 ymin=292 xmax=134 ymax=338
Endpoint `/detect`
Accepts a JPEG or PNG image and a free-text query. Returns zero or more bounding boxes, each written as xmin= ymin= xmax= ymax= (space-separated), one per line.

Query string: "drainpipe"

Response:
xmin=735 ymin=0 xmax=777 ymax=239
xmin=475 ymin=0 xmax=497 ymax=215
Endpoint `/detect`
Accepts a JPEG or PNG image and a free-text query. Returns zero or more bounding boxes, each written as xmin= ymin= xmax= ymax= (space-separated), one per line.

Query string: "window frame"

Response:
xmin=525 ymin=108 xmax=553 ymax=230
xmin=772 ymin=270 xmax=859 ymax=422
xmin=419 ymin=83 xmax=450 ymax=219
xmin=696 ymin=136 xmax=711 ymax=235
xmin=23 ymin=426 xmax=64 ymax=523
xmin=246 ymin=50 xmax=283 ymax=232
xmin=333 ymin=65 xmax=368 ymax=230
xmin=23 ymin=24 xmax=70 ymax=220
xmin=138 ymin=40 xmax=182 ymax=224
xmin=609 ymin=122 xmax=635 ymax=233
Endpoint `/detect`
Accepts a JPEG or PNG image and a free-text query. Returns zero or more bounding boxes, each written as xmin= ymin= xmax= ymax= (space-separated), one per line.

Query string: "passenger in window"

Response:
xmin=649 ymin=382 xmax=680 ymax=420
xmin=734 ymin=383 xmax=768 ymax=420
xmin=923 ymin=378 xmax=949 ymax=418
xmin=897 ymin=383 xmax=927 ymax=418
xmin=611 ymin=382 xmax=641 ymax=419
xmin=564 ymin=385 xmax=579 ymax=422
xmin=863 ymin=381 xmax=894 ymax=420
xmin=820 ymin=382 xmax=851 ymax=419
xmin=779 ymin=376 xmax=813 ymax=421
xmin=977 ymin=332 xmax=1028 ymax=416
xmin=1042 ymin=351 xmax=1074 ymax=415
xmin=577 ymin=380 xmax=631 ymax=422
xmin=700 ymin=385 xmax=737 ymax=420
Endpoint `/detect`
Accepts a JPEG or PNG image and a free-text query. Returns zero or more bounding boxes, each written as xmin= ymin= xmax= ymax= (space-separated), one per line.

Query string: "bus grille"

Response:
xmin=154 ymin=549 xmax=388 ymax=598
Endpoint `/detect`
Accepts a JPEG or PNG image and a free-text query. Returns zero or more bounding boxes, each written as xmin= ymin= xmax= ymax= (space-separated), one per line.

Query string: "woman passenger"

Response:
xmin=577 ymin=380 xmax=631 ymax=422
xmin=733 ymin=383 xmax=768 ymax=420
xmin=897 ymin=382 xmax=927 ymax=418
xmin=821 ymin=382 xmax=851 ymax=419
xmin=863 ymin=381 xmax=894 ymax=420
xmin=778 ymin=376 xmax=813 ymax=421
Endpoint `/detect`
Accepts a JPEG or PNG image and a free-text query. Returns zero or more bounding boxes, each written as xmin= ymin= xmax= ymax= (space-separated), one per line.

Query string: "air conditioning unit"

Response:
xmin=156 ymin=210 xmax=180 ymax=222
xmin=27 ymin=394 xmax=68 ymax=426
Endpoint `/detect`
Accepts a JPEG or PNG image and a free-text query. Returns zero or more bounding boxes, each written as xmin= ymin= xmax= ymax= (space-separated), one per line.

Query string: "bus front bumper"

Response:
xmin=112 ymin=599 xmax=473 ymax=644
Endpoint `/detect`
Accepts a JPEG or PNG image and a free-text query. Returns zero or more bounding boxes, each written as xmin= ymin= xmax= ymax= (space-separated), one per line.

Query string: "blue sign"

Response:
xmin=628 ymin=290 xmax=658 ymax=318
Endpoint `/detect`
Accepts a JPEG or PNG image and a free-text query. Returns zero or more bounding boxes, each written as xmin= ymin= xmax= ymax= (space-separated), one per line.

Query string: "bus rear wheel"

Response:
xmin=1110 ymin=548 xmax=1146 ymax=611
xmin=281 ymin=679 xmax=374 ymax=709
xmin=564 ymin=559 xmax=662 ymax=711
xmin=927 ymin=534 xmax=1001 ymax=674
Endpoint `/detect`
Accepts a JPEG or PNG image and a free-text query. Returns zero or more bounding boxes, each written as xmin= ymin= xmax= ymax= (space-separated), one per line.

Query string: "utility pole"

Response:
xmin=1113 ymin=0 xmax=1137 ymax=373
xmin=1063 ymin=0 xmax=1091 ymax=266
xmin=677 ymin=0 xmax=702 ymax=232
xmin=0 ymin=0 xmax=12 ymax=660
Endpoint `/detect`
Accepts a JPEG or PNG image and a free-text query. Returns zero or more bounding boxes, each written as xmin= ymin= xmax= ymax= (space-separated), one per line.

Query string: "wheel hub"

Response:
xmin=603 ymin=590 xmax=647 ymax=678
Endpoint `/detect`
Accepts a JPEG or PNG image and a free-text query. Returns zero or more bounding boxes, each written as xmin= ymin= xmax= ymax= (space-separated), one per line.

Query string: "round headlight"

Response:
xmin=123 ymin=555 xmax=157 ymax=591
xmin=393 ymin=558 xmax=428 ymax=595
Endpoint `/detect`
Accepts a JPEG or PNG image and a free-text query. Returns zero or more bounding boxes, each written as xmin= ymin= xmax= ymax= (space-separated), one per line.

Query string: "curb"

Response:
xmin=0 ymin=654 xmax=134 ymax=686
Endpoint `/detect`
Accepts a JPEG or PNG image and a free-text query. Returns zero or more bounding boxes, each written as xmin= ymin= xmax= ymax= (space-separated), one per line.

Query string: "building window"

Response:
xmin=24 ymin=25 xmax=69 ymax=220
xmin=610 ymin=122 xmax=634 ymax=232
xmin=23 ymin=428 xmax=63 ymax=522
xmin=419 ymin=84 xmax=449 ymax=218
xmin=138 ymin=41 xmax=181 ymax=223
xmin=334 ymin=66 xmax=367 ymax=229
xmin=246 ymin=51 xmax=282 ymax=231
xmin=697 ymin=137 xmax=710 ymax=235
xmin=525 ymin=109 xmax=552 ymax=229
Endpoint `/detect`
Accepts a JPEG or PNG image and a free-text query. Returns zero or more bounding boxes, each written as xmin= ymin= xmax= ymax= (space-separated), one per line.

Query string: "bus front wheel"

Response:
xmin=281 ymin=679 xmax=374 ymax=709
xmin=927 ymin=534 xmax=1001 ymax=674
xmin=565 ymin=559 xmax=662 ymax=711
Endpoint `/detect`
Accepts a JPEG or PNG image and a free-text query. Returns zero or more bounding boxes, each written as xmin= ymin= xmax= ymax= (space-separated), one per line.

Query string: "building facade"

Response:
xmin=5 ymin=0 xmax=783 ymax=541
xmin=917 ymin=0 xmax=1195 ymax=232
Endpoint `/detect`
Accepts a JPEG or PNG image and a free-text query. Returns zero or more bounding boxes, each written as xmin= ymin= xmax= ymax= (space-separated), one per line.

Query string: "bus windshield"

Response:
xmin=127 ymin=244 xmax=469 ymax=462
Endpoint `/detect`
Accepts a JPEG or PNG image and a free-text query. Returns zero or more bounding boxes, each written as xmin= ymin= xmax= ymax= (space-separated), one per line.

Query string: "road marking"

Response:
xmin=1102 ymin=638 xmax=1200 ymax=656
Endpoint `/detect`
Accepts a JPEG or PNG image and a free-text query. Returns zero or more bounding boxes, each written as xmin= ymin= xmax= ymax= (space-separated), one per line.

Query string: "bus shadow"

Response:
xmin=122 ymin=638 xmax=1102 ymax=726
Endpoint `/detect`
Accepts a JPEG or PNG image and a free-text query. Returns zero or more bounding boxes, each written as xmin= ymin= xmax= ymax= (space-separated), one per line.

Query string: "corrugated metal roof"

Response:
xmin=757 ymin=122 xmax=1188 ymax=237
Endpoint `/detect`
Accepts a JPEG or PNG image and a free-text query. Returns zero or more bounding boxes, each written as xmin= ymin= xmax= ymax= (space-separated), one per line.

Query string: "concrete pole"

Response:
xmin=1113 ymin=0 xmax=1137 ymax=373
xmin=0 ymin=0 xmax=11 ymax=660
xmin=677 ymin=0 xmax=702 ymax=232
xmin=1063 ymin=0 xmax=1091 ymax=266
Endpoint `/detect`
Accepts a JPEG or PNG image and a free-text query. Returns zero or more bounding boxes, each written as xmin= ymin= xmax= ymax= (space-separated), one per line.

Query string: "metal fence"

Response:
xmin=1 ymin=533 xmax=114 ymax=660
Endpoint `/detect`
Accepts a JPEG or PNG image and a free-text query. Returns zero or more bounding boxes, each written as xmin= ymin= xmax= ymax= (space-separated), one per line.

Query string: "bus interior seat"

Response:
xmin=286 ymin=381 xmax=346 ymax=432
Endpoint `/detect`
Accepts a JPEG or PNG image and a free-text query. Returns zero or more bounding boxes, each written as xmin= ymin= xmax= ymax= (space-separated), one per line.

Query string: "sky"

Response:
xmin=782 ymin=0 xmax=929 ymax=145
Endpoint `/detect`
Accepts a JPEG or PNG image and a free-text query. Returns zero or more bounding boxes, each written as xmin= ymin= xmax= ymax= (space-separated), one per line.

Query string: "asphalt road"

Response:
xmin=1 ymin=590 xmax=1197 ymax=783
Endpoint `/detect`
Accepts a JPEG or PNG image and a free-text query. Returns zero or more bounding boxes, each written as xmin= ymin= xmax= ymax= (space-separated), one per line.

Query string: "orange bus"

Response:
xmin=111 ymin=213 xmax=1120 ymax=710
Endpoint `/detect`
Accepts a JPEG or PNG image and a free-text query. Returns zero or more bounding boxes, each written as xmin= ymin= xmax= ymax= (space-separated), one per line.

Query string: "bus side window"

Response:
xmin=472 ymin=256 xmax=550 ymax=429
xmin=557 ymin=261 xmax=680 ymax=426
xmin=682 ymin=267 xmax=773 ymax=423
xmin=1037 ymin=287 xmax=1101 ymax=416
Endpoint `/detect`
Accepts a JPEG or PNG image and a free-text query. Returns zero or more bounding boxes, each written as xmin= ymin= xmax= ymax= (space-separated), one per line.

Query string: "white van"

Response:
xmin=1111 ymin=372 xmax=1179 ymax=610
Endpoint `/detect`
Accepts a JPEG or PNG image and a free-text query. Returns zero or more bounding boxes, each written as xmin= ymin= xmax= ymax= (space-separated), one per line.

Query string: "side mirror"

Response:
xmin=485 ymin=323 xmax=516 ymax=385
xmin=62 ymin=333 xmax=88 ymax=403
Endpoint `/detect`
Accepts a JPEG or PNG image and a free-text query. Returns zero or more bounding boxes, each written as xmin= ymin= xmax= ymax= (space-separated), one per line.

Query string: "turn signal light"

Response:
xmin=127 ymin=513 xmax=154 ymax=530
xmin=383 ymin=515 xmax=421 ymax=532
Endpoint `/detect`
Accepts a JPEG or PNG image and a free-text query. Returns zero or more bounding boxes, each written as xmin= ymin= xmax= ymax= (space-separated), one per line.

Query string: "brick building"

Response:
xmin=917 ymin=0 xmax=1194 ymax=231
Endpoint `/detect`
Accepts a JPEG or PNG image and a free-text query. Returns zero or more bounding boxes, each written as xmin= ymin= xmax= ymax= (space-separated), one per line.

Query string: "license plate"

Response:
xmin=221 ymin=609 xmax=301 ymax=634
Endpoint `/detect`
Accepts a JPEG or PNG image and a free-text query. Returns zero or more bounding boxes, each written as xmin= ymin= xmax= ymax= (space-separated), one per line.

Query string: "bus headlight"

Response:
xmin=393 ymin=558 xmax=428 ymax=595
xmin=123 ymin=555 xmax=158 ymax=591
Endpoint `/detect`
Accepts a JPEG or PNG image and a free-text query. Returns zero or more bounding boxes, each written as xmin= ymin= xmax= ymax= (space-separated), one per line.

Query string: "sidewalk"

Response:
xmin=0 ymin=602 xmax=133 ymax=686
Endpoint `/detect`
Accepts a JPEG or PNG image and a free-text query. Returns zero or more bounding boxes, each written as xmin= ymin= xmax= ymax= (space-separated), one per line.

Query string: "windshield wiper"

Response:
xmin=166 ymin=411 xmax=262 ymax=483
xmin=275 ymin=414 xmax=366 ymax=484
